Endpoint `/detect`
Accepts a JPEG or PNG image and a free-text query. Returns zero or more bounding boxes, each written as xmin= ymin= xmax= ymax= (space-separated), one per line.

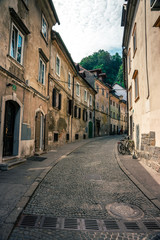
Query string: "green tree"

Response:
xmin=80 ymin=50 xmax=123 ymax=86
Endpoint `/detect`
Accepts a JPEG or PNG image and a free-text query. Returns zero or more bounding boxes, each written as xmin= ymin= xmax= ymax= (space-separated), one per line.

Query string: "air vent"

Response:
xmin=64 ymin=218 xmax=78 ymax=229
xmin=143 ymin=221 xmax=160 ymax=230
xmin=104 ymin=220 xmax=119 ymax=230
xmin=42 ymin=217 xmax=57 ymax=228
xmin=124 ymin=222 xmax=140 ymax=230
xmin=85 ymin=219 xmax=99 ymax=230
xmin=19 ymin=215 xmax=38 ymax=227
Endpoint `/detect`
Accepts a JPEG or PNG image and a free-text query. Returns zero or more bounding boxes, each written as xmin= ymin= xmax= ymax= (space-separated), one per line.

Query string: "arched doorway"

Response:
xmin=88 ymin=121 xmax=93 ymax=138
xmin=3 ymin=100 xmax=20 ymax=157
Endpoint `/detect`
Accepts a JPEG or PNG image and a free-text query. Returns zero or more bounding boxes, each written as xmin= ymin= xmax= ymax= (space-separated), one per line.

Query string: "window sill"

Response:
xmin=40 ymin=31 xmax=48 ymax=45
xmin=7 ymin=55 xmax=24 ymax=70
xmin=135 ymin=96 xmax=140 ymax=103
xmin=37 ymin=81 xmax=46 ymax=88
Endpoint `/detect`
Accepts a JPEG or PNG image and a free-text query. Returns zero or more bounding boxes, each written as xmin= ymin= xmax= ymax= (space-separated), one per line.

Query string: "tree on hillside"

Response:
xmin=80 ymin=50 xmax=123 ymax=86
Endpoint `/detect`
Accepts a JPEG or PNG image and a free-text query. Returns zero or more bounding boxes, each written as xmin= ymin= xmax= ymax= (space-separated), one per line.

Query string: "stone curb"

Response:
xmin=4 ymin=139 xmax=93 ymax=240
xmin=115 ymin=144 xmax=160 ymax=211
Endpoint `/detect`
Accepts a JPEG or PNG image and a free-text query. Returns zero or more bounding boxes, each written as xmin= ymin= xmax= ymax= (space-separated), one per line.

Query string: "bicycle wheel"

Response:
xmin=120 ymin=143 xmax=126 ymax=155
xmin=117 ymin=142 xmax=122 ymax=154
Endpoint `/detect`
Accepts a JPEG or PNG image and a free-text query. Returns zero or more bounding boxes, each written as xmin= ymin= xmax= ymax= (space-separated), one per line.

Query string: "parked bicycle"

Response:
xmin=117 ymin=137 xmax=135 ymax=155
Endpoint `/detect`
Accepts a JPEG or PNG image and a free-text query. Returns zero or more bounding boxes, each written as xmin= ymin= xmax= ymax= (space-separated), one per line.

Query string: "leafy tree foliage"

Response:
xmin=80 ymin=50 xmax=123 ymax=86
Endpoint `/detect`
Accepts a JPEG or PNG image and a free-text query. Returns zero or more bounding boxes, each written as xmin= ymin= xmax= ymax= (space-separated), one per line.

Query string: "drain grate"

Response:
xmin=19 ymin=215 xmax=38 ymax=227
xmin=104 ymin=220 xmax=119 ymax=230
xmin=64 ymin=218 xmax=78 ymax=229
xmin=85 ymin=219 xmax=99 ymax=230
xmin=18 ymin=214 xmax=160 ymax=233
xmin=143 ymin=221 xmax=160 ymax=230
xmin=124 ymin=222 xmax=140 ymax=230
xmin=42 ymin=217 xmax=57 ymax=228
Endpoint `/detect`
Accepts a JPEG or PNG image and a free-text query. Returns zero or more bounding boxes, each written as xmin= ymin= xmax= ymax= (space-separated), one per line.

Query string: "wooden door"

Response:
xmin=3 ymin=101 xmax=16 ymax=156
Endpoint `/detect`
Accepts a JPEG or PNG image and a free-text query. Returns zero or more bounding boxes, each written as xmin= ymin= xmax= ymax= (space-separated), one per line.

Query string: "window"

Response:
xmin=42 ymin=14 xmax=48 ymax=40
xmin=89 ymin=111 xmax=92 ymax=119
xmin=113 ymin=112 xmax=115 ymax=119
xmin=106 ymin=92 xmax=108 ymax=98
xmin=128 ymin=86 xmax=132 ymax=110
xmin=74 ymin=106 xmax=81 ymax=119
xmin=128 ymin=48 xmax=131 ymax=73
xmin=90 ymin=95 xmax=92 ymax=106
xmin=116 ymin=103 xmax=119 ymax=108
xmin=76 ymin=82 xmax=80 ymax=96
xmin=106 ymin=107 xmax=108 ymax=114
xmin=66 ymin=134 xmax=69 ymax=141
xmin=83 ymin=109 xmax=88 ymax=122
xmin=110 ymin=100 xmax=112 ymax=105
xmin=113 ymin=101 xmax=115 ymax=107
xmin=84 ymin=89 xmax=87 ymax=102
xmin=52 ymin=88 xmax=61 ymax=110
xmin=38 ymin=58 xmax=45 ymax=85
xmin=97 ymin=102 xmax=99 ymax=110
xmin=54 ymin=133 xmax=58 ymax=142
xmin=132 ymin=70 xmax=139 ymax=101
xmin=10 ymin=23 xmax=24 ymax=64
xmin=56 ymin=56 xmax=60 ymax=76
xmin=96 ymin=85 xmax=99 ymax=93
xmin=110 ymin=111 xmax=112 ymax=117
xmin=132 ymin=23 xmax=137 ymax=57
xmin=117 ymin=114 xmax=119 ymax=119
xmin=102 ymin=89 xmax=104 ymax=95
xmin=68 ymin=73 xmax=71 ymax=89
xmin=67 ymin=99 xmax=72 ymax=115
xmin=102 ymin=105 xmax=104 ymax=112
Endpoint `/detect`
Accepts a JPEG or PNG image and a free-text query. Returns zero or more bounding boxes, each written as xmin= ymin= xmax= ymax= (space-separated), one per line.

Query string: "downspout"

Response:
xmin=71 ymin=76 xmax=75 ymax=142
xmin=94 ymin=93 xmax=96 ymax=137
xmin=144 ymin=0 xmax=150 ymax=99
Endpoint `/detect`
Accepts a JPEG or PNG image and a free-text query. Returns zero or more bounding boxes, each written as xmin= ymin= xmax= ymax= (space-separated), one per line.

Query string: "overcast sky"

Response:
xmin=53 ymin=0 xmax=124 ymax=63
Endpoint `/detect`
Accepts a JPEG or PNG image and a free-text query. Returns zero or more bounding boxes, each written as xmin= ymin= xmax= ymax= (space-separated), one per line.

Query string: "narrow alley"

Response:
xmin=8 ymin=137 xmax=160 ymax=240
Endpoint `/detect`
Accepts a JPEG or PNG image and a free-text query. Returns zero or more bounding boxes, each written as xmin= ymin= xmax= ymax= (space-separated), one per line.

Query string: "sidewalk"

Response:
xmin=115 ymin=146 xmax=160 ymax=211
xmin=0 ymin=138 xmax=93 ymax=240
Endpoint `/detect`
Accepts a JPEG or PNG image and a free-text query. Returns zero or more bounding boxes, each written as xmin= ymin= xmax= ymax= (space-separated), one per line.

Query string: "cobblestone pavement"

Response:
xmin=9 ymin=136 xmax=160 ymax=239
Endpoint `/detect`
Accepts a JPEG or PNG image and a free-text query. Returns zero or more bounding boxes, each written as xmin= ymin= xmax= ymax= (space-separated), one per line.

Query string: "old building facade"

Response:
xmin=48 ymin=31 xmax=96 ymax=148
xmin=0 ymin=0 xmax=59 ymax=163
xmin=122 ymin=0 xmax=160 ymax=168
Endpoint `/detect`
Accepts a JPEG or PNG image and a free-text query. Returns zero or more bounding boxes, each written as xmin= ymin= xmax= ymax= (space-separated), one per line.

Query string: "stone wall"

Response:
xmin=139 ymin=131 xmax=160 ymax=172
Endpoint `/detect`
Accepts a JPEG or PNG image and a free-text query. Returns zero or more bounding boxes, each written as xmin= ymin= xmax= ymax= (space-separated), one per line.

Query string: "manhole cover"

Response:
xmin=106 ymin=202 xmax=144 ymax=220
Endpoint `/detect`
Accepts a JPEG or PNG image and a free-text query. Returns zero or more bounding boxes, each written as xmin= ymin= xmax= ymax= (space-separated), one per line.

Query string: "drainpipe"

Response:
xmin=93 ymin=93 xmax=96 ymax=137
xmin=144 ymin=0 xmax=150 ymax=99
xmin=71 ymin=76 xmax=75 ymax=142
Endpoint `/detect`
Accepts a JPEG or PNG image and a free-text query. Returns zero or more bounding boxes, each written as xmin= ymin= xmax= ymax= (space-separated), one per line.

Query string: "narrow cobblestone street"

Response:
xmin=9 ymin=137 xmax=160 ymax=239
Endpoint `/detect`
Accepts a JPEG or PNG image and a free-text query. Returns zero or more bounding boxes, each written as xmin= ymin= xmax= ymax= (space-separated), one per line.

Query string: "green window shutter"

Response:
xmin=58 ymin=93 xmax=61 ymax=110
xmin=52 ymin=88 xmax=56 ymax=107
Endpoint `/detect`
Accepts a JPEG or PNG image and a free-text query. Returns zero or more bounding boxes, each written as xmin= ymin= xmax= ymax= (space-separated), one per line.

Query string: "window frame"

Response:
xmin=10 ymin=22 xmax=24 ymax=65
xmin=128 ymin=85 xmax=132 ymax=110
xmin=132 ymin=23 xmax=137 ymax=58
xmin=38 ymin=57 xmax=46 ymax=85
xmin=56 ymin=55 xmax=61 ymax=76
xmin=76 ymin=82 xmax=80 ymax=97
xmin=89 ymin=94 xmax=92 ymax=106
xmin=84 ymin=89 xmax=87 ymax=102
xmin=68 ymin=72 xmax=71 ymax=89
xmin=133 ymin=71 xmax=139 ymax=102
xmin=41 ymin=13 xmax=48 ymax=41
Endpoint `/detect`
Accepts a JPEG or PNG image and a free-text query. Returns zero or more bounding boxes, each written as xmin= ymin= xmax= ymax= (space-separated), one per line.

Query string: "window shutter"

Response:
xmin=79 ymin=108 xmax=81 ymax=119
xmin=74 ymin=106 xmax=77 ymax=118
xmin=52 ymin=88 xmax=56 ymax=107
xmin=83 ymin=109 xmax=85 ymax=121
xmin=58 ymin=93 xmax=61 ymax=110
xmin=69 ymin=99 xmax=72 ymax=115
xmin=86 ymin=111 xmax=88 ymax=121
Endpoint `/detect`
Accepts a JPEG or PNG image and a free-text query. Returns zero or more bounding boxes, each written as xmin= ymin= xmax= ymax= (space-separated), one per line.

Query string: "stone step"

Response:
xmin=0 ymin=158 xmax=26 ymax=171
